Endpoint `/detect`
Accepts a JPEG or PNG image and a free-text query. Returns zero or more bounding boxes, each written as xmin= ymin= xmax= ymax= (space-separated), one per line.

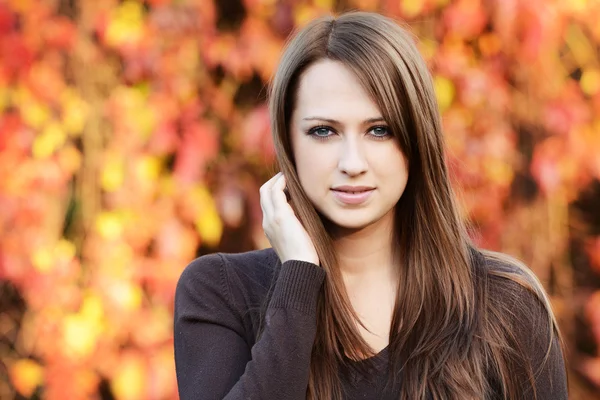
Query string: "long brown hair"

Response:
xmin=265 ymin=11 xmax=564 ymax=399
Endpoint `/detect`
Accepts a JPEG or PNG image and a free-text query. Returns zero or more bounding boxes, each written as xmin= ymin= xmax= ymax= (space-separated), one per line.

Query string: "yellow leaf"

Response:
xmin=32 ymin=122 xmax=67 ymax=159
xmin=61 ymin=90 xmax=89 ymax=136
xmin=56 ymin=239 xmax=76 ymax=260
xmin=32 ymin=246 xmax=54 ymax=273
xmin=112 ymin=86 xmax=156 ymax=138
xmin=105 ymin=1 xmax=145 ymax=47
xmin=96 ymin=212 xmax=124 ymax=239
xmin=10 ymin=359 xmax=44 ymax=397
xmin=133 ymin=106 xmax=156 ymax=139
xmin=484 ymin=159 xmax=514 ymax=185
xmin=294 ymin=5 xmax=319 ymax=27
xmin=13 ymin=86 xmax=36 ymax=125
xmin=61 ymin=293 xmax=105 ymax=360
xmin=31 ymin=239 xmax=76 ymax=273
xmin=20 ymin=99 xmax=51 ymax=130
xmin=0 ymin=87 xmax=8 ymax=113
xmin=114 ymin=85 xmax=145 ymax=109
xmin=314 ymin=0 xmax=334 ymax=9
xmin=191 ymin=185 xmax=215 ymax=207
xmin=101 ymin=242 xmax=135 ymax=279
xmin=433 ymin=76 xmax=455 ymax=112
xmin=400 ymin=0 xmax=425 ymax=17
xmin=566 ymin=24 xmax=595 ymax=66
xmin=111 ymin=356 xmax=146 ymax=400
xmin=581 ymin=68 xmax=600 ymax=96
xmin=160 ymin=176 xmax=177 ymax=196
xmin=135 ymin=156 xmax=162 ymax=182
xmin=564 ymin=0 xmax=588 ymax=12
xmin=101 ymin=156 xmax=125 ymax=192
xmin=63 ymin=314 xmax=101 ymax=359
xmin=80 ymin=293 xmax=105 ymax=322
xmin=108 ymin=281 xmax=143 ymax=312
xmin=196 ymin=207 xmax=223 ymax=247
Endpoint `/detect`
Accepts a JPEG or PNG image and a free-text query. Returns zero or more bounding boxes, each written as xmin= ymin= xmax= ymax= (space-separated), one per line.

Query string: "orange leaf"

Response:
xmin=10 ymin=359 xmax=44 ymax=397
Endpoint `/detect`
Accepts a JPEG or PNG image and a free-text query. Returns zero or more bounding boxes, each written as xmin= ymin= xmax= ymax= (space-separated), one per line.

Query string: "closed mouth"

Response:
xmin=332 ymin=189 xmax=373 ymax=194
xmin=331 ymin=187 xmax=375 ymax=193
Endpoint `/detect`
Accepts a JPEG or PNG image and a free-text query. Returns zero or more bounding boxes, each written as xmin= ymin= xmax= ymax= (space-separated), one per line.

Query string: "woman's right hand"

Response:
xmin=260 ymin=172 xmax=320 ymax=266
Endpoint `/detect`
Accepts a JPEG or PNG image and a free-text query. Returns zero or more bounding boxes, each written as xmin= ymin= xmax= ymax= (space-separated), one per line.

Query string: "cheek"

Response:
xmin=293 ymin=141 xmax=335 ymax=182
xmin=371 ymin=149 xmax=409 ymax=187
xmin=371 ymin=143 xmax=406 ymax=167
xmin=295 ymin=153 xmax=330 ymax=188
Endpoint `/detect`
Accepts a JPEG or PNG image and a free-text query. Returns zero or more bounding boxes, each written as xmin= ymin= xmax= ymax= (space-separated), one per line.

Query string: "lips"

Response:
xmin=331 ymin=186 xmax=375 ymax=205
xmin=331 ymin=186 xmax=375 ymax=193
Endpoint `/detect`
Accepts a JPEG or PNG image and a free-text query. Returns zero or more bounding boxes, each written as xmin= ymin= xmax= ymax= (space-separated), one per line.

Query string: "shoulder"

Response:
xmin=220 ymin=247 xmax=282 ymax=289
xmin=477 ymin=249 xmax=567 ymax=391
xmin=476 ymin=249 xmax=563 ymax=362
xmin=473 ymin=249 xmax=561 ymax=357
xmin=477 ymin=249 xmax=553 ymax=317
xmin=474 ymin=251 xmax=567 ymax=397
xmin=177 ymin=247 xmax=280 ymax=301
xmin=176 ymin=247 xmax=281 ymax=325
xmin=175 ymin=248 xmax=281 ymax=339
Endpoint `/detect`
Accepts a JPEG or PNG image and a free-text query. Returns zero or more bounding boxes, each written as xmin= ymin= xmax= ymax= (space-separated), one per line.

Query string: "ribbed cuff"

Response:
xmin=268 ymin=260 xmax=326 ymax=315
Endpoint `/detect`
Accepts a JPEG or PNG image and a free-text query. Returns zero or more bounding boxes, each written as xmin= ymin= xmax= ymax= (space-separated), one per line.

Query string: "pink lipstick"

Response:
xmin=331 ymin=186 xmax=375 ymax=205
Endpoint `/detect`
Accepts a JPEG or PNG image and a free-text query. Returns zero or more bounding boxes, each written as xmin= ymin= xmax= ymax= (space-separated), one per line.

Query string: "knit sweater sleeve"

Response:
xmin=173 ymin=253 xmax=325 ymax=400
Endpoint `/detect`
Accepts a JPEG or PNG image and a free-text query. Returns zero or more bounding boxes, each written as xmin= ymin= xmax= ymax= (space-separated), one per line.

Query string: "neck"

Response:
xmin=330 ymin=209 xmax=397 ymax=279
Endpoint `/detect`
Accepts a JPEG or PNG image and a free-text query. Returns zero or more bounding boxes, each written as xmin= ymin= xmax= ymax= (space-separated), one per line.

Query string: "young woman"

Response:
xmin=174 ymin=11 xmax=568 ymax=400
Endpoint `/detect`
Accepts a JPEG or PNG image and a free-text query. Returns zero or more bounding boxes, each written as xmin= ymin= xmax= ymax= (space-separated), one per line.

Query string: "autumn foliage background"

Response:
xmin=1 ymin=0 xmax=600 ymax=398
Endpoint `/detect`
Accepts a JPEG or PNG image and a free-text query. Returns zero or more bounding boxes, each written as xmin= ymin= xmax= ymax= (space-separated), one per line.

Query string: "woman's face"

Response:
xmin=290 ymin=59 xmax=409 ymax=231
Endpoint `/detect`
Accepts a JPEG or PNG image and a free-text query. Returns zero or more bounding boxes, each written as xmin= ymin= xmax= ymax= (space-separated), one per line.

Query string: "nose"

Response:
xmin=337 ymin=135 xmax=368 ymax=176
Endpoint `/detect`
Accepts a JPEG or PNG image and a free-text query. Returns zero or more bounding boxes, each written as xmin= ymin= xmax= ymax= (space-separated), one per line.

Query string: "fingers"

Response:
xmin=271 ymin=173 xmax=290 ymax=212
xmin=260 ymin=172 xmax=285 ymax=230
xmin=259 ymin=173 xmax=278 ymax=223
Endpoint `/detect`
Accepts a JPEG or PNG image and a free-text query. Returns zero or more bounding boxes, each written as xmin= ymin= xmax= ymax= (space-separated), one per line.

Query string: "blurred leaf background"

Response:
xmin=0 ymin=0 xmax=599 ymax=398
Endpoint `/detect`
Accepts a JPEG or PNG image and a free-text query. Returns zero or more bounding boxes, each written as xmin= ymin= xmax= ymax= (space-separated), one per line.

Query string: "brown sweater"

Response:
xmin=173 ymin=247 xmax=567 ymax=399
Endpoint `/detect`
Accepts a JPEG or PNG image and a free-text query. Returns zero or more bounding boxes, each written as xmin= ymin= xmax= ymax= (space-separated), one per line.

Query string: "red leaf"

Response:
xmin=519 ymin=8 xmax=544 ymax=60
xmin=0 ymin=112 xmax=31 ymax=155
xmin=0 ymin=33 xmax=34 ymax=80
xmin=530 ymin=138 xmax=562 ymax=195
xmin=173 ymin=122 xmax=219 ymax=183
xmin=0 ymin=3 xmax=16 ymax=35
xmin=241 ymin=105 xmax=274 ymax=160
xmin=542 ymin=88 xmax=590 ymax=137
xmin=443 ymin=0 xmax=488 ymax=39
xmin=148 ymin=0 xmax=173 ymax=6
xmin=44 ymin=17 xmax=76 ymax=50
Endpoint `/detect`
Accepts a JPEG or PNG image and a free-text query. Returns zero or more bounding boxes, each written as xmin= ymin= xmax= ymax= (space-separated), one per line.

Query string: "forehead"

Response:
xmin=293 ymin=59 xmax=382 ymax=121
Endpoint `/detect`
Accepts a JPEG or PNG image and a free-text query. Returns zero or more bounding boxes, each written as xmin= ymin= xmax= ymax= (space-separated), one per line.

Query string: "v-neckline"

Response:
xmin=342 ymin=345 xmax=390 ymax=387
xmin=346 ymin=344 xmax=389 ymax=366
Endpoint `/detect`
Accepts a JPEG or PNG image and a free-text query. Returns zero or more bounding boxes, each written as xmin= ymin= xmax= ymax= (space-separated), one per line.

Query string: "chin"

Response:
xmin=320 ymin=209 xmax=382 ymax=231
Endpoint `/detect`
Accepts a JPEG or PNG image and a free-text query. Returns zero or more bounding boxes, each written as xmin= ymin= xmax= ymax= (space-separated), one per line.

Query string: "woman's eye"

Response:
xmin=310 ymin=127 xmax=333 ymax=137
xmin=370 ymin=126 xmax=390 ymax=137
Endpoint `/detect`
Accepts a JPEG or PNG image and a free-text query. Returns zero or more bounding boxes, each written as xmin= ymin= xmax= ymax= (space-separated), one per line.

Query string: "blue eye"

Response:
xmin=314 ymin=127 xmax=332 ymax=136
xmin=307 ymin=125 xmax=335 ymax=138
xmin=370 ymin=126 xmax=390 ymax=138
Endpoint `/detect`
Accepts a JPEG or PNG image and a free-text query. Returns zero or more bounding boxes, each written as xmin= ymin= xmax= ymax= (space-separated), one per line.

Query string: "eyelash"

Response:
xmin=306 ymin=125 xmax=391 ymax=141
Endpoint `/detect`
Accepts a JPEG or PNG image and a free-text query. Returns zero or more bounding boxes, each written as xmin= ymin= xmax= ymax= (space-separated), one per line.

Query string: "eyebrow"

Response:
xmin=302 ymin=117 xmax=387 ymax=124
